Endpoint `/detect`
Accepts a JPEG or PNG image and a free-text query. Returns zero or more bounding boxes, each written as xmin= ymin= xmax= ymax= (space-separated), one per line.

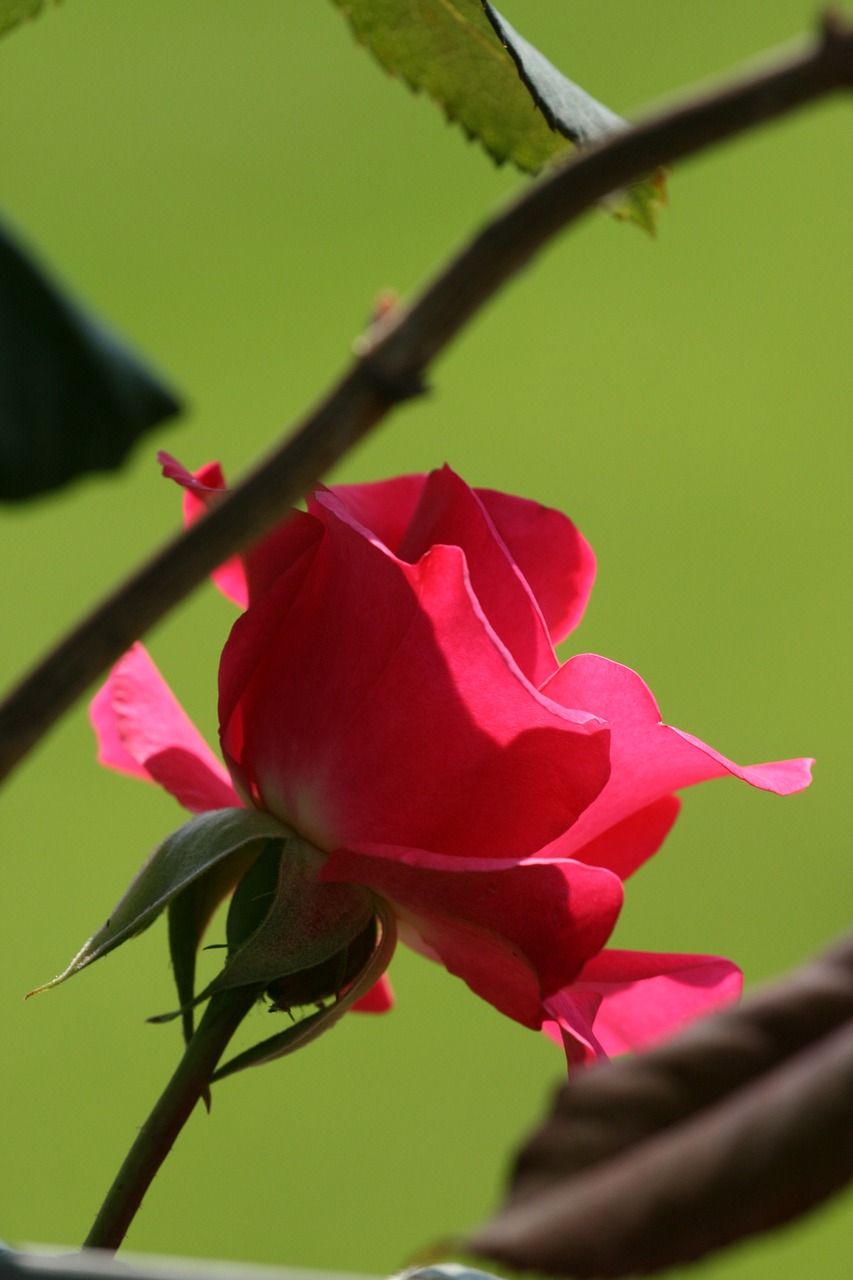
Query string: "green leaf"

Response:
xmin=0 ymin=0 xmax=54 ymax=40
xmin=332 ymin=0 xmax=558 ymax=170
xmin=0 ymin=220 xmax=181 ymax=501
xmin=484 ymin=5 xmax=623 ymax=146
xmin=330 ymin=1 xmax=664 ymax=229
xmin=29 ymin=808 xmax=291 ymax=995
xmin=484 ymin=6 xmax=666 ymax=230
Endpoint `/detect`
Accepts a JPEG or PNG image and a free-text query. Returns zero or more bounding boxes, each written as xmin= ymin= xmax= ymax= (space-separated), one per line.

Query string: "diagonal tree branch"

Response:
xmin=0 ymin=13 xmax=850 ymax=785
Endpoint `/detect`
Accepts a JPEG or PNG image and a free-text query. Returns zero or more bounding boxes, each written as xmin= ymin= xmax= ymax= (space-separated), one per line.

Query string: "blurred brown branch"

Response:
xmin=467 ymin=933 xmax=853 ymax=1277
xmin=0 ymin=13 xmax=851 ymax=785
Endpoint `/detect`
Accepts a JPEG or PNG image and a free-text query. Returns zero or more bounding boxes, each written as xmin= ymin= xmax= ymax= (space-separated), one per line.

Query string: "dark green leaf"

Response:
xmin=0 ymin=220 xmax=181 ymax=501
xmin=29 ymin=808 xmax=291 ymax=995
xmin=330 ymin=1 xmax=663 ymax=229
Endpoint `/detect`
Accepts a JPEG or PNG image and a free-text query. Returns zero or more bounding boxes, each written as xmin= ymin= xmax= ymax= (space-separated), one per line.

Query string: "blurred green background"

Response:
xmin=0 ymin=2 xmax=850 ymax=1276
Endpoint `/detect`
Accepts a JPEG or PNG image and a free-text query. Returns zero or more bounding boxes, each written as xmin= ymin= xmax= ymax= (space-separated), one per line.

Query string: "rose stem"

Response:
xmin=83 ymin=984 xmax=261 ymax=1254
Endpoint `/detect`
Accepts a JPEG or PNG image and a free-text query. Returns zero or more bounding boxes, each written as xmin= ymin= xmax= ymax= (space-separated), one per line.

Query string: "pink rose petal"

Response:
xmin=542 ymin=654 xmax=813 ymax=875
xmin=317 ymin=473 xmax=428 ymax=556
xmin=323 ymin=466 xmax=593 ymax=665
xmin=351 ymin=974 xmax=395 ymax=1014
xmin=323 ymin=845 xmax=623 ymax=1028
xmin=220 ymin=499 xmax=610 ymax=860
xmin=569 ymin=796 xmax=681 ymax=882
xmin=543 ymin=949 xmax=743 ymax=1064
xmin=159 ymin=453 xmax=248 ymax=607
xmin=160 ymin=452 xmax=322 ymax=605
xmin=390 ymin=466 xmax=557 ymax=686
xmin=477 ymin=486 xmax=596 ymax=644
xmin=541 ymin=988 xmax=606 ymax=1066
xmin=91 ymin=643 xmax=240 ymax=813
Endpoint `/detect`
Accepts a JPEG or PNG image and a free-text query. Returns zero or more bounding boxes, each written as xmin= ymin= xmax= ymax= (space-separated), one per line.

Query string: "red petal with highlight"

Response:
xmin=220 ymin=495 xmax=610 ymax=860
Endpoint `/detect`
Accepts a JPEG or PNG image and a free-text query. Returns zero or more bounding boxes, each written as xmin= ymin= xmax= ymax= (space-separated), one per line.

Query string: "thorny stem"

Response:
xmin=0 ymin=15 xmax=851 ymax=786
xmin=83 ymin=985 xmax=261 ymax=1253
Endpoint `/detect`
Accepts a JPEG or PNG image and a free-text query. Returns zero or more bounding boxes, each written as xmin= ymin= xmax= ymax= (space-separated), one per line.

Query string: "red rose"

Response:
xmin=92 ymin=460 xmax=811 ymax=1064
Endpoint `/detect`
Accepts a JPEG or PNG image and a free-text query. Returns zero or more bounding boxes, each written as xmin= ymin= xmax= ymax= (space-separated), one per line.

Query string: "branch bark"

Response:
xmin=0 ymin=14 xmax=850 ymax=784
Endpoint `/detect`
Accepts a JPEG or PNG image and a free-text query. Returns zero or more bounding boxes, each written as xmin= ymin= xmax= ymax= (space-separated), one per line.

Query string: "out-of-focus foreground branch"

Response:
xmin=467 ymin=932 xmax=853 ymax=1276
xmin=0 ymin=14 xmax=850 ymax=785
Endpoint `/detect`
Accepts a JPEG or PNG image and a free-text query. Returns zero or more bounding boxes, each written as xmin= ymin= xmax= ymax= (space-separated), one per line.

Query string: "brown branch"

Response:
xmin=0 ymin=14 xmax=850 ymax=785
xmin=467 ymin=932 xmax=853 ymax=1277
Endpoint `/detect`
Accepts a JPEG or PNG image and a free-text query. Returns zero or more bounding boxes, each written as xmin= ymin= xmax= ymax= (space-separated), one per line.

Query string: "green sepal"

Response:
xmin=211 ymin=835 xmax=375 ymax=995
xmin=225 ymin=839 xmax=286 ymax=954
xmin=211 ymin=1006 xmax=335 ymax=1080
xmin=168 ymin=839 xmax=263 ymax=1045
xmin=29 ymin=808 xmax=291 ymax=995
xmin=212 ymin=900 xmax=398 ymax=1081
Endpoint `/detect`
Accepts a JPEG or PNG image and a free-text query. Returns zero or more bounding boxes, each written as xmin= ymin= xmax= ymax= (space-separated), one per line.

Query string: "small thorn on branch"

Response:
xmin=354 ymin=299 xmax=430 ymax=406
